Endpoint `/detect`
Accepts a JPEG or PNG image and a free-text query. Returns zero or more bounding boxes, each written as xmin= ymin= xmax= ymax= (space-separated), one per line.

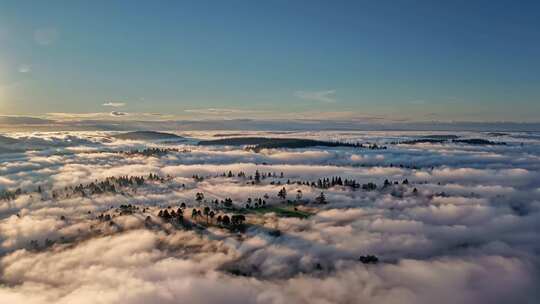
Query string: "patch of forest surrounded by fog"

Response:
xmin=1 ymin=130 xmax=539 ymax=304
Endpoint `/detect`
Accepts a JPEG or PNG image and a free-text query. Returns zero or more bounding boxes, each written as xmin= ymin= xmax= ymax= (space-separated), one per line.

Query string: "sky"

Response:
xmin=0 ymin=0 xmax=539 ymax=122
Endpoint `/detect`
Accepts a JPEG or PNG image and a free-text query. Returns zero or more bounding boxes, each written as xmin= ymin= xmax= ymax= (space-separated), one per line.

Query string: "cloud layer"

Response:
xmin=1 ymin=130 xmax=539 ymax=303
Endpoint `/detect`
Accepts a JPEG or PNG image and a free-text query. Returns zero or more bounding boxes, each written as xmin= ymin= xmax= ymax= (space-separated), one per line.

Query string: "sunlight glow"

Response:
xmin=0 ymin=70 xmax=5 ymax=109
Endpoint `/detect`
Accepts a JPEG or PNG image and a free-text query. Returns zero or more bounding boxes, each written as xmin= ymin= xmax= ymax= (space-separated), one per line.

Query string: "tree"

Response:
xmin=296 ymin=190 xmax=303 ymax=201
xmin=222 ymin=215 xmax=230 ymax=226
xmin=195 ymin=192 xmax=204 ymax=204
xmin=176 ymin=208 xmax=184 ymax=223
xmin=209 ymin=210 xmax=215 ymax=223
xmin=204 ymin=206 xmax=210 ymax=224
xmin=359 ymin=255 xmax=379 ymax=264
xmin=315 ymin=192 xmax=327 ymax=204
xmin=162 ymin=210 xmax=171 ymax=219
xmin=362 ymin=182 xmax=377 ymax=191
xmin=254 ymin=170 xmax=261 ymax=184
xmin=231 ymin=214 xmax=246 ymax=226
xmin=191 ymin=209 xmax=199 ymax=220
xmin=278 ymin=187 xmax=287 ymax=201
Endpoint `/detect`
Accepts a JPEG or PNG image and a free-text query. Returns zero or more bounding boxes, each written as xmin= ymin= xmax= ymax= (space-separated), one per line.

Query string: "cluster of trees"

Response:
xmin=362 ymin=182 xmax=377 ymax=191
xmin=245 ymin=197 xmax=267 ymax=209
xmin=191 ymin=170 xmax=417 ymax=199
xmin=276 ymin=188 xmax=327 ymax=204
xmin=388 ymin=163 xmax=420 ymax=170
xmin=236 ymin=138 xmax=388 ymax=152
xmin=359 ymin=255 xmax=379 ymax=264
xmin=208 ymin=198 xmax=234 ymax=209
xmin=28 ymin=238 xmax=56 ymax=250
xmin=252 ymin=170 xmax=285 ymax=184
xmin=156 ymin=203 xmax=246 ymax=229
xmin=60 ymin=173 xmax=168 ymax=199
xmin=0 ymin=188 xmax=22 ymax=201
xmin=121 ymin=148 xmax=179 ymax=157
xmin=158 ymin=206 xmax=185 ymax=223
xmin=393 ymin=138 xmax=506 ymax=146
xmin=116 ymin=204 xmax=140 ymax=215
xmin=192 ymin=174 xmax=205 ymax=182
xmin=275 ymin=177 xmax=363 ymax=191
xmin=97 ymin=213 xmax=112 ymax=222
xmin=276 ymin=176 xmax=385 ymax=192
xmin=204 ymin=195 xmax=264 ymax=210
xmin=194 ymin=170 xmax=282 ymax=183
xmin=216 ymin=214 xmax=246 ymax=226
xmin=310 ymin=177 xmax=360 ymax=190
xmin=315 ymin=192 xmax=327 ymax=204
xmin=274 ymin=176 xmax=416 ymax=194
xmin=364 ymin=143 xmax=387 ymax=150
xmin=213 ymin=170 xmax=286 ymax=183
xmin=2 ymin=172 xmax=167 ymax=202
xmin=383 ymin=179 xmax=409 ymax=187
xmin=219 ymin=171 xmax=245 ymax=178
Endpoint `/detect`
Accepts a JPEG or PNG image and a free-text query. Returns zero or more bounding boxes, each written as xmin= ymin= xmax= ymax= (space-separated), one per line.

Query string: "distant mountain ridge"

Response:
xmin=112 ymin=131 xmax=184 ymax=140
xmin=197 ymin=137 xmax=380 ymax=152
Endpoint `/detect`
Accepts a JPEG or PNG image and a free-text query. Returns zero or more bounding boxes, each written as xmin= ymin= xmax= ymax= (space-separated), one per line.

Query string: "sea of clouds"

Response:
xmin=0 ymin=130 xmax=539 ymax=304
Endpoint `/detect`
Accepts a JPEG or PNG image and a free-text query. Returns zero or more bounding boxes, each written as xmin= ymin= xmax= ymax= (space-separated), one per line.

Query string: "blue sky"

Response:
xmin=0 ymin=0 xmax=539 ymax=122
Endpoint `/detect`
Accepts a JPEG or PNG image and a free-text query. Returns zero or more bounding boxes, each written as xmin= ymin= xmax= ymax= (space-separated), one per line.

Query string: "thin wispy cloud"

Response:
xmin=18 ymin=65 xmax=31 ymax=73
xmin=46 ymin=112 xmax=112 ymax=119
xmin=294 ymin=90 xmax=337 ymax=103
xmin=44 ymin=111 xmax=175 ymax=122
xmin=46 ymin=112 xmax=131 ymax=120
xmin=103 ymin=102 xmax=126 ymax=107
xmin=34 ymin=27 xmax=58 ymax=46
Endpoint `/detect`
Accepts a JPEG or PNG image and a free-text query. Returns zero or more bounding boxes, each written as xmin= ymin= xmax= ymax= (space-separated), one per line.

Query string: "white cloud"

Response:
xmin=1 ymin=130 xmax=539 ymax=303
xmin=103 ymin=102 xmax=126 ymax=108
xmin=294 ymin=90 xmax=337 ymax=103
xmin=44 ymin=112 xmax=172 ymax=121
xmin=110 ymin=111 xmax=128 ymax=117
